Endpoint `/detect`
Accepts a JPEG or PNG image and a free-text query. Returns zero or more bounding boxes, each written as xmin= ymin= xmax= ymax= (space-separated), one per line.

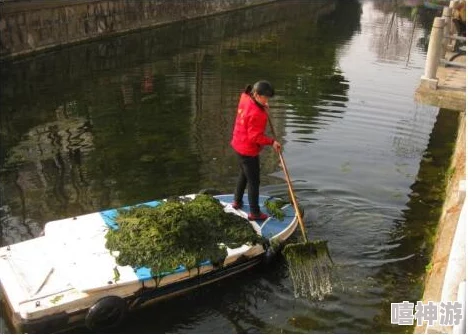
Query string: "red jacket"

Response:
xmin=231 ymin=93 xmax=274 ymax=156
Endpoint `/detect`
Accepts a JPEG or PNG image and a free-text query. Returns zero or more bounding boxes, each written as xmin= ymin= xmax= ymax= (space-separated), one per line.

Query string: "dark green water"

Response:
xmin=0 ymin=0 xmax=461 ymax=333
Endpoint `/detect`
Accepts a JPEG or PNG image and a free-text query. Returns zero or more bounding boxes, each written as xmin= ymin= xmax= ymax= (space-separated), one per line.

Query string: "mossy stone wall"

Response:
xmin=0 ymin=0 xmax=275 ymax=58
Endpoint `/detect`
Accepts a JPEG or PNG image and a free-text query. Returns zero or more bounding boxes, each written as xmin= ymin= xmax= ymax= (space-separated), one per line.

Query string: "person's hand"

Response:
xmin=273 ymin=140 xmax=281 ymax=153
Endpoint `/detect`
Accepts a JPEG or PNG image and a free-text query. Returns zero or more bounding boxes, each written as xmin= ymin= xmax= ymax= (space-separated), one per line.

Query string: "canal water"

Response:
xmin=0 ymin=0 xmax=460 ymax=333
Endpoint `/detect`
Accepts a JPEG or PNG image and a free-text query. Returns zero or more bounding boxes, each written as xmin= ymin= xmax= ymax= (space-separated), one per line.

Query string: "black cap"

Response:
xmin=252 ymin=80 xmax=275 ymax=97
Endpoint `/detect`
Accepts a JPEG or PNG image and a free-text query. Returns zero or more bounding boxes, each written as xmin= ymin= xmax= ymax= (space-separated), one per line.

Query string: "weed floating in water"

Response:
xmin=283 ymin=240 xmax=333 ymax=300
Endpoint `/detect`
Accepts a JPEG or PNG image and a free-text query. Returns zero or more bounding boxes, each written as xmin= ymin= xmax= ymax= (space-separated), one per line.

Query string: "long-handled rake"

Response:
xmin=267 ymin=114 xmax=333 ymax=300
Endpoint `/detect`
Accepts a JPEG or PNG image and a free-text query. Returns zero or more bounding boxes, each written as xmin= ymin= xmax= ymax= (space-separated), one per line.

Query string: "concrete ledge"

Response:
xmin=453 ymin=281 xmax=465 ymax=334
xmin=415 ymin=56 xmax=465 ymax=111
xmin=420 ymin=76 xmax=439 ymax=90
xmin=433 ymin=196 xmax=466 ymax=333
xmin=414 ymin=113 xmax=466 ymax=334
xmin=458 ymin=180 xmax=466 ymax=204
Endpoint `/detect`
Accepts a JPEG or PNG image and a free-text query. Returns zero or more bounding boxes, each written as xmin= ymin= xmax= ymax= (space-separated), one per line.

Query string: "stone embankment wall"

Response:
xmin=0 ymin=0 xmax=274 ymax=59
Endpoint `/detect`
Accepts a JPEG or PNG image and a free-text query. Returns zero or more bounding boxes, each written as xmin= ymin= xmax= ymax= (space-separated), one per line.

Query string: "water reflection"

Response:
xmin=370 ymin=0 xmax=446 ymax=64
xmin=371 ymin=2 xmax=418 ymax=62
xmin=0 ymin=0 xmax=352 ymax=243
xmin=369 ymin=109 xmax=460 ymax=333
xmin=0 ymin=0 xmax=452 ymax=334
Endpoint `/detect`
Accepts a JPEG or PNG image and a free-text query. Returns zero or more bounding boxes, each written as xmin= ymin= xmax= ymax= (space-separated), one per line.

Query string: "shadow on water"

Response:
xmin=0 ymin=0 xmax=359 ymax=243
xmin=126 ymin=265 xmax=290 ymax=334
xmin=368 ymin=109 xmax=461 ymax=333
xmin=0 ymin=0 xmax=456 ymax=334
xmin=68 ymin=256 xmax=328 ymax=334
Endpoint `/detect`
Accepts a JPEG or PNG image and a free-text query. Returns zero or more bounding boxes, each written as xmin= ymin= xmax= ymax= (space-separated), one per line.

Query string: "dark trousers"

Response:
xmin=234 ymin=153 xmax=261 ymax=214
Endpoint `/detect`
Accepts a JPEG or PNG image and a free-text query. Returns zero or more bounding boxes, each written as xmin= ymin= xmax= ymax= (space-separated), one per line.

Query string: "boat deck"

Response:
xmin=0 ymin=194 xmax=297 ymax=325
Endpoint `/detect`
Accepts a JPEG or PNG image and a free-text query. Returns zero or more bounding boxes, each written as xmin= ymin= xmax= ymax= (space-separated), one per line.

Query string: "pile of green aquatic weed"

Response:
xmin=265 ymin=198 xmax=288 ymax=220
xmin=105 ymin=194 xmax=265 ymax=274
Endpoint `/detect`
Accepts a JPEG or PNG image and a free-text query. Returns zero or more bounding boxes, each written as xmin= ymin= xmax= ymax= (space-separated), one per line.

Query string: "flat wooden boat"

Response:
xmin=0 ymin=194 xmax=298 ymax=333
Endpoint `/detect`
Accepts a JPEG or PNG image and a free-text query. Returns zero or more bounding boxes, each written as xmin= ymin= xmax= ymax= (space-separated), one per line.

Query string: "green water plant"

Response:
xmin=425 ymin=262 xmax=433 ymax=273
xmin=113 ymin=266 xmax=120 ymax=282
xmin=105 ymin=194 xmax=265 ymax=275
xmin=50 ymin=294 xmax=64 ymax=304
xmin=283 ymin=240 xmax=334 ymax=300
xmin=265 ymin=198 xmax=288 ymax=220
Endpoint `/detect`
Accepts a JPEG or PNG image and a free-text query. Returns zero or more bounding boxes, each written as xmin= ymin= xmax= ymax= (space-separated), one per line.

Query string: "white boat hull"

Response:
xmin=0 ymin=194 xmax=298 ymax=333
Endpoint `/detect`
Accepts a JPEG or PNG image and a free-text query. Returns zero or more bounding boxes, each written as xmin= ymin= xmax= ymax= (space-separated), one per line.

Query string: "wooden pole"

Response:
xmin=266 ymin=114 xmax=308 ymax=242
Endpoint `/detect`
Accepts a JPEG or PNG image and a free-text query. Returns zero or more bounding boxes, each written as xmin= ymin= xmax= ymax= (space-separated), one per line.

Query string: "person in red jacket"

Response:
xmin=231 ymin=80 xmax=281 ymax=221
